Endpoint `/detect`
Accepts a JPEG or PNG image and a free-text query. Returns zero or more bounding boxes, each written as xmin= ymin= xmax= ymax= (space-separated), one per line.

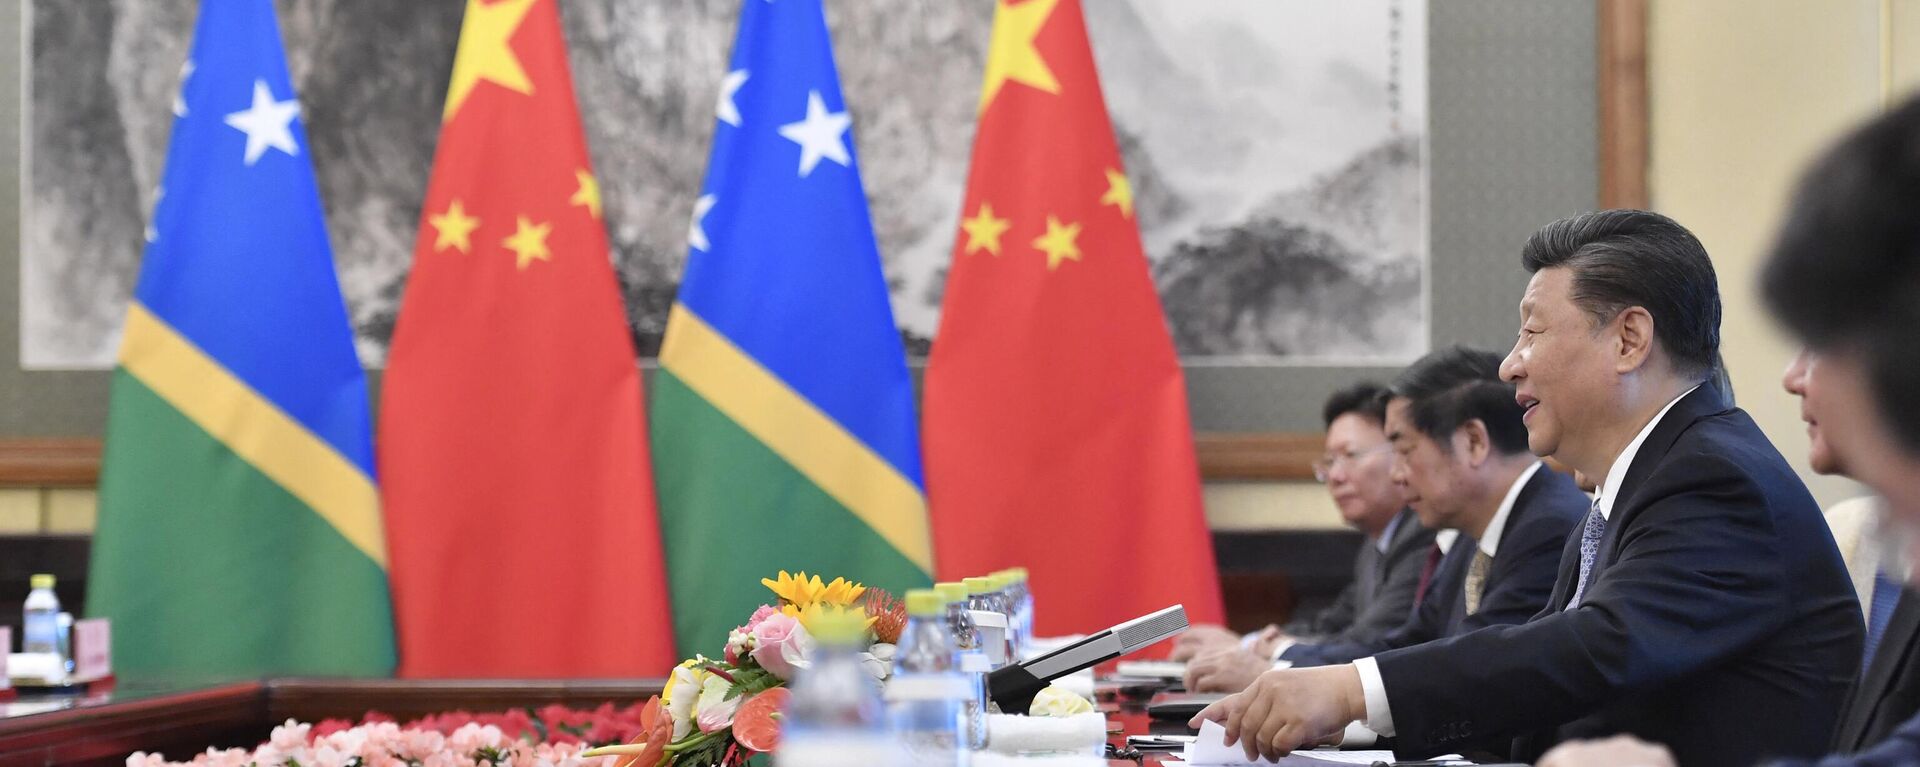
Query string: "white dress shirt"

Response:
xmin=1351 ymin=388 xmax=1697 ymax=738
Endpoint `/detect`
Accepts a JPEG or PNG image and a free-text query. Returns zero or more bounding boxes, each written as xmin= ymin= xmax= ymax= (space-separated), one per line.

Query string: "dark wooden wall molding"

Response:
xmin=1598 ymin=0 xmax=1650 ymax=210
xmin=0 ymin=440 xmax=102 ymax=488
xmin=0 ymin=435 xmax=1326 ymax=487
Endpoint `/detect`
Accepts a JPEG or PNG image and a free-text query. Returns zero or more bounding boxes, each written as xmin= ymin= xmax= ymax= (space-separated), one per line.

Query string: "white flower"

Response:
xmin=665 ymin=665 xmax=706 ymax=741
xmin=695 ymin=674 xmax=743 ymax=732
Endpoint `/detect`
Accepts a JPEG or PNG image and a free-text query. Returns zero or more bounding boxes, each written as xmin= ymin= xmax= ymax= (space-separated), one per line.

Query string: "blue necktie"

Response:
xmin=1864 ymin=571 xmax=1902 ymax=673
xmin=1569 ymin=497 xmax=1607 ymax=607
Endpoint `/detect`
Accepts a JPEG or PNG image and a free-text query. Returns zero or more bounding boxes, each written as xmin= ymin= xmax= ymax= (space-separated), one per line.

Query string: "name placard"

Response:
xmin=0 ymin=627 xmax=10 ymax=689
xmin=73 ymin=619 xmax=109 ymax=681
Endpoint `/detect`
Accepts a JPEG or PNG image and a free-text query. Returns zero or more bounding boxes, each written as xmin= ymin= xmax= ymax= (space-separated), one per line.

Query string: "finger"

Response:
xmin=1253 ymin=698 xmax=1288 ymax=760
xmin=1188 ymin=695 xmax=1231 ymax=729
xmin=1234 ymin=685 xmax=1273 ymax=758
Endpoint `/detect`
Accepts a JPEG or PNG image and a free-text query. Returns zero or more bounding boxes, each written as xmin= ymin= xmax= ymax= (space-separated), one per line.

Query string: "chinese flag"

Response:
xmin=378 ymin=0 xmax=675 ymax=676
xmin=925 ymin=0 xmax=1224 ymax=637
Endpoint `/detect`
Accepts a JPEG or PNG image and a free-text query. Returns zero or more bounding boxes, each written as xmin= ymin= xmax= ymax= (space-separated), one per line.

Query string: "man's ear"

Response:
xmin=1614 ymin=306 xmax=1656 ymax=374
xmin=1457 ymin=420 xmax=1492 ymax=467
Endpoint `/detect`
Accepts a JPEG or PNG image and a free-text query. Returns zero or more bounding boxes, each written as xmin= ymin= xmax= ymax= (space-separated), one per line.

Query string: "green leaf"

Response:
xmin=723 ymin=668 xmax=780 ymax=701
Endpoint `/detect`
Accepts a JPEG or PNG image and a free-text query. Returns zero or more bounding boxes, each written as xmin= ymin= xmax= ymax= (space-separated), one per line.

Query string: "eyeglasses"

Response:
xmin=1312 ymin=443 xmax=1394 ymax=483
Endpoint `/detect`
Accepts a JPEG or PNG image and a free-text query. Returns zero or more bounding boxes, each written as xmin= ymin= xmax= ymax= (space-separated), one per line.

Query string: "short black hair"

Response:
xmin=1521 ymin=209 xmax=1722 ymax=380
xmin=1389 ymin=345 xmax=1530 ymax=455
xmin=1322 ymin=381 xmax=1390 ymax=429
xmin=1763 ymin=95 xmax=1920 ymax=451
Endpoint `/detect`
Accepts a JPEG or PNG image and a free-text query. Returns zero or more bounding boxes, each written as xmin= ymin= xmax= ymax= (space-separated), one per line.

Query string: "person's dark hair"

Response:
xmin=1390 ymin=346 xmax=1530 ymax=455
xmin=1763 ymin=95 xmax=1920 ymax=451
xmin=1521 ymin=209 xmax=1722 ymax=381
xmin=1322 ymin=381 xmax=1390 ymax=429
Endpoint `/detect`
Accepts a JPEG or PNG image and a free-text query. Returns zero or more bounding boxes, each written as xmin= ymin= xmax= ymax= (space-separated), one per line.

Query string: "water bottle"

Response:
xmin=776 ymin=611 xmax=901 ymax=766
xmin=23 ymin=574 xmax=62 ymax=658
xmin=964 ymin=577 xmax=1013 ymax=669
xmin=939 ymin=582 xmax=989 ymax=750
xmin=887 ymin=589 xmax=970 ymax=766
xmin=995 ymin=569 xmax=1033 ymax=658
xmin=1009 ymin=567 xmax=1036 ymax=652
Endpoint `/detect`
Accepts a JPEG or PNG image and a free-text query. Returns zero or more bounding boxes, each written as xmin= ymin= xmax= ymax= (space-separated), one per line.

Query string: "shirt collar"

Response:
xmin=1376 ymin=510 xmax=1405 ymax=553
xmin=1595 ymin=386 xmax=1700 ymax=521
xmin=1480 ymin=461 xmax=1544 ymax=557
xmin=1435 ymin=528 xmax=1461 ymax=555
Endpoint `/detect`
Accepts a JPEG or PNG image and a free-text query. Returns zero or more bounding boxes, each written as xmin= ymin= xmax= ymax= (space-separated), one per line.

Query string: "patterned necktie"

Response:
xmin=1569 ymin=496 xmax=1607 ymax=607
xmin=1464 ymin=549 xmax=1493 ymax=614
xmin=1864 ymin=570 xmax=1902 ymax=673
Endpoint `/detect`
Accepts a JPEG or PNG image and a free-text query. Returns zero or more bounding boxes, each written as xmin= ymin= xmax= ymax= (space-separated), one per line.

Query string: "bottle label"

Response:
xmin=884 ymin=673 xmax=975 ymax=701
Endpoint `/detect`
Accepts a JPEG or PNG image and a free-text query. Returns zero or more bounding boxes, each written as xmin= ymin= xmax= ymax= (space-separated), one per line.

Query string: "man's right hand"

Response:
xmin=1171 ymin=624 xmax=1245 ymax=661
xmin=1538 ymin=736 xmax=1676 ymax=767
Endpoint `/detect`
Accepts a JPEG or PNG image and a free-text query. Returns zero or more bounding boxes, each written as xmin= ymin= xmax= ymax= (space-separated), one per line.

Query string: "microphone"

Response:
xmin=987 ymin=605 xmax=1188 ymax=714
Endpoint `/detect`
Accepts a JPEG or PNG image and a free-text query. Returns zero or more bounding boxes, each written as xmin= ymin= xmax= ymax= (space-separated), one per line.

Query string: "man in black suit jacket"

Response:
xmin=1192 ymin=210 xmax=1862 ymax=767
xmin=1176 ymin=383 xmax=1434 ymax=662
xmin=1185 ymin=347 xmax=1580 ymax=696
xmin=1540 ymin=94 xmax=1920 ymax=767
xmin=1291 ymin=346 xmax=1582 ymax=672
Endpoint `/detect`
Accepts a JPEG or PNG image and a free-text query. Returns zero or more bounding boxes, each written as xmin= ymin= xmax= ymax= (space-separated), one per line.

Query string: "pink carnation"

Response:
xmin=746 ymin=604 xmax=780 ymax=631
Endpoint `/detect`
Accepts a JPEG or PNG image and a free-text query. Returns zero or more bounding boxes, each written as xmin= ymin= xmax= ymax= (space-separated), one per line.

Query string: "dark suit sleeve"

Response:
xmin=1315 ymin=536 xmax=1426 ymax=646
xmin=1373 ymin=452 xmax=1797 ymax=754
xmin=1286 ymin=593 xmax=1442 ymax=667
xmin=1286 ymin=580 xmax=1360 ymax=638
xmin=1771 ymin=711 xmax=1920 ymax=766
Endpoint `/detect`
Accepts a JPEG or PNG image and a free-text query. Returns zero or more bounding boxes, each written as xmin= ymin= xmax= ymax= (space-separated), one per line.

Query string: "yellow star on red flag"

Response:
xmin=1100 ymin=168 xmax=1134 ymax=218
xmin=429 ymin=199 xmax=481 ymax=254
xmin=1031 ymin=215 xmax=1082 ymax=270
xmin=502 ymin=215 xmax=552 ymax=270
xmin=979 ymin=0 xmax=1062 ymax=114
xmin=962 ymin=202 xmax=1012 ymax=256
xmin=444 ymin=0 xmax=537 ymax=120
xmin=570 ymin=170 xmax=602 ymax=219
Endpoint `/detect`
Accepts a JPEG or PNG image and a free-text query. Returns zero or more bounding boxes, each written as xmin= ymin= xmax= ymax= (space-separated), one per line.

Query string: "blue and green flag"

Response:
xmin=654 ymin=0 xmax=933 ymax=657
xmin=88 ymin=0 xmax=393 ymax=677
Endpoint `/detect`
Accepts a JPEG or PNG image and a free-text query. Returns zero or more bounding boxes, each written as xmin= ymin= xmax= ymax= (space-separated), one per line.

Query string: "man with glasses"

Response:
xmin=1175 ymin=382 xmax=1435 ymax=662
xmin=1184 ymin=348 xmax=1580 ymax=723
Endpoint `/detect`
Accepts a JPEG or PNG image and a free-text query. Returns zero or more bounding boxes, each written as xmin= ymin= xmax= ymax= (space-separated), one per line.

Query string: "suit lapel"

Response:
xmin=1849 ymin=591 xmax=1920 ymax=746
xmin=1586 ymin=387 xmax=1731 ymax=585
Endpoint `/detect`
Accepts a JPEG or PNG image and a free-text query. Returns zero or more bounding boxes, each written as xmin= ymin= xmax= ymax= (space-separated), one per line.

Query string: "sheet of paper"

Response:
xmin=1182 ymin=720 xmax=1400 ymax=766
xmin=1115 ymin=659 xmax=1186 ymax=678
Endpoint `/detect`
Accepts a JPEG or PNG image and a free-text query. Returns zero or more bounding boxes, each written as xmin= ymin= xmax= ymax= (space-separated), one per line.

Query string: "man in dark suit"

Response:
xmin=1175 ymin=383 xmax=1434 ymax=661
xmin=1192 ymin=209 xmax=1862 ymax=767
xmin=1541 ymin=95 xmax=1920 ymax=767
xmin=1182 ymin=347 xmax=1580 ymax=695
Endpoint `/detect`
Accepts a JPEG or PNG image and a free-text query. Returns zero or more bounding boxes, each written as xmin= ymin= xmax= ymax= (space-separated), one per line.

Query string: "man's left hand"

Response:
xmin=1188 ymin=664 xmax=1366 ymax=762
xmin=1183 ymin=647 xmax=1272 ymax=692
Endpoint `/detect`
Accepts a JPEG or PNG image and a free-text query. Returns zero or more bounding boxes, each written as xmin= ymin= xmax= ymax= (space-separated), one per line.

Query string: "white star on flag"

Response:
xmin=776 ymin=90 xmax=851 ymax=178
xmin=173 ymin=60 xmax=194 ymax=118
xmin=689 ymin=194 xmax=717 ymax=251
xmin=224 ymin=78 xmax=301 ymax=166
xmin=716 ymin=70 xmax=749 ymax=127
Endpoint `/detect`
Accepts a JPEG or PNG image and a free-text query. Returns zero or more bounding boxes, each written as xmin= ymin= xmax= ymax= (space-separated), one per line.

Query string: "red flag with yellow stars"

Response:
xmin=924 ymin=0 xmax=1224 ymax=637
xmin=378 ymin=0 xmax=675 ymax=677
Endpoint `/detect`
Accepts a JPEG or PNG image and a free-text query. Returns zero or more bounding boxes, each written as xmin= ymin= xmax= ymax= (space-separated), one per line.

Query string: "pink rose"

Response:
xmin=745 ymin=605 xmax=780 ymax=631
xmin=749 ymin=613 xmax=815 ymax=680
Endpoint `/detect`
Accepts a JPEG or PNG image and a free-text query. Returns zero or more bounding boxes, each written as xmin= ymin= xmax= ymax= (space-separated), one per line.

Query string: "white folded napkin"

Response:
xmin=986 ymin=711 xmax=1108 ymax=755
xmin=971 ymin=752 xmax=1108 ymax=767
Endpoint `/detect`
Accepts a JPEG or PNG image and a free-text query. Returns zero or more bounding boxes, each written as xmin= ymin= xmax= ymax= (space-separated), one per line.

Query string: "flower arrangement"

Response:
xmin=127 ymin=718 xmax=613 ymax=767
xmin=585 ymin=571 xmax=908 ymax=767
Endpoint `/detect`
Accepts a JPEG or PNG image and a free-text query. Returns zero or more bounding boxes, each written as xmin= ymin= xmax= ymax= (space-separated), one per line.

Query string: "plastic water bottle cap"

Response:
xmin=30 ymin=574 xmax=54 ymax=589
xmin=904 ymin=589 xmax=945 ymax=617
xmin=935 ymin=582 xmax=969 ymax=604
xmin=964 ymin=577 xmax=995 ymax=595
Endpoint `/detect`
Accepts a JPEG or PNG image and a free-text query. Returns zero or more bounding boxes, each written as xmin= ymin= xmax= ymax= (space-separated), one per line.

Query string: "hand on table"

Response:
xmin=1171 ymin=624 xmax=1246 ymax=661
xmin=1188 ymin=664 xmax=1365 ymax=762
xmin=1538 ymin=735 xmax=1677 ymax=767
xmin=1183 ymin=647 xmax=1272 ymax=692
